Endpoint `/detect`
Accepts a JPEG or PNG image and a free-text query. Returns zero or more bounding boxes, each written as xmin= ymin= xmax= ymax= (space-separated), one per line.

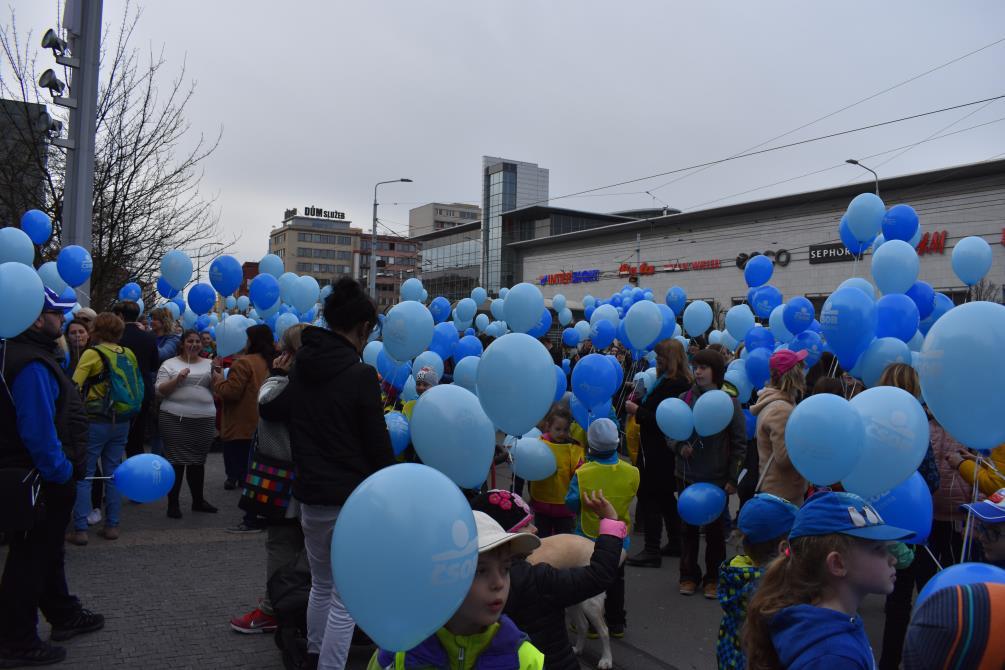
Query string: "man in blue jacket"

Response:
xmin=0 ymin=288 xmax=105 ymax=666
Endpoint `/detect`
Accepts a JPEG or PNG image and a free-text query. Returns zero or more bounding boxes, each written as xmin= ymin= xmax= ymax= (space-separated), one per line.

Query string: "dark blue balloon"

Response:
xmin=746 ymin=287 xmax=758 ymax=305
xmin=745 ymin=347 xmax=772 ymax=388
xmin=553 ymin=365 xmax=567 ymax=403
xmin=610 ymin=294 xmax=622 ymax=307
xmin=569 ymin=394 xmax=613 ymax=430
xmin=429 ymin=296 xmax=451 ymax=324
xmin=744 ymin=326 xmax=775 ymax=352
xmin=744 ymin=255 xmax=774 ymax=288
xmin=249 ymin=274 xmax=280 ymax=310
xmin=605 ymin=354 xmax=624 ymax=390
xmin=195 ymin=314 xmax=211 ymax=332
xmin=840 ymin=216 xmax=874 ymax=256
xmin=809 ymin=319 xmax=822 ymax=334
xmin=157 ymin=276 xmax=179 ymax=299
xmin=571 ymin=353 xmax=617 ymax=407
xmin=631 ymin=288 xmax=645 ymax=302
xmin=666 ymin=286 xmax=687 ymax=314
xmin=876 ymin=294 xmax=920 ymax=342
xmin=791 ymin=330 xmax=823 ymax=367
xmin=464 ymin=328 xmax=476 ymax=337
xmin=562 ymin=327 xmax=580 ymax=347
xmin=657 ymin=303 xmax=676 ymax=342
xmin=376 ymin=348 xmax=410 ymax=389
xmin=783 ymin=296 xmax=815 ymax=335
xmin=919 ymin=292 xmax=955 ymax=335
xmin=453 ymin=335 xmax=483 ymax=362
xmin=429 ymin=322 xmax=459 ymax=360
xmin=118 ymin=282 xmax=142 ymax=302
xmin=20 ymin=209 xmax=52 ymax=245
xmin=527 ymin=308 xmax=552 ymax=338
xmin=743 ymin=408 xmax=757 ymax=440
xmin=591 ymin=320 xmax=616 ymax=349
xmin=751 ymin=285 xmax=783 ymax=318
xmin=561 ymin=358 xmax=571 ymax=376
xmin=58 ymin=286 xmax=76 ymax=311
xmin=171 ymin=295 xmax=186 ymax=314
xmin=905 ymin=280 xmax=935 ymax=320
xmin=584 ymin=305 xmax=595 ymax=321
xmin=881 ymin=204 xmax=919 ymax=243
xmin=820 ymin=287 xmax=877 ymax=370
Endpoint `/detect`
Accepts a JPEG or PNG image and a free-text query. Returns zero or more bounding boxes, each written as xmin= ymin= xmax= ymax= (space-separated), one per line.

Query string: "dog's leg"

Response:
xmin=583 ymin=594 xmax=613 ymax=670
xmin=568 ymin=603 xmax=588 ymax=656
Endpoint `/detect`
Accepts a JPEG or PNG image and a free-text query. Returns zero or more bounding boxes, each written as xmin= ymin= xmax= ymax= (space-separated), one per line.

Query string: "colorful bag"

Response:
xmin=239 ymin=442 xmax=296 ymax=520
xmin=84 ymin=344 xmax=144 ymax=418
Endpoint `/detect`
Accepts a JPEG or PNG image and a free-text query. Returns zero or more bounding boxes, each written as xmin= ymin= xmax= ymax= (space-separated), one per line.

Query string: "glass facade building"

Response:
xmin=481 ymin=157 xmax=549 ymax=292
xmin=414 ymin=222 xmax=482 ymax=302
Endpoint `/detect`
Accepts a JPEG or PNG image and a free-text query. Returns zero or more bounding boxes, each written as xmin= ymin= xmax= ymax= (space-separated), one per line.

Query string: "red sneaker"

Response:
xmin=230 ymin=608 xmax=278 ymax=634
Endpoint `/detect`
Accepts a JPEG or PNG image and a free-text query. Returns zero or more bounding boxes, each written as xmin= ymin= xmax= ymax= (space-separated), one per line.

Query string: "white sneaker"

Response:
xmin=87 ymin=508 xmax=102 ymax=526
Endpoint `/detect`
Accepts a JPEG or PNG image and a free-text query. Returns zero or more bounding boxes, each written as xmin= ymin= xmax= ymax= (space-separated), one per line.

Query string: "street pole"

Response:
xmin=846 ymin=159 xmax=880 ymax=196
xmin=369 ymin=178 xmax=413 ymax=300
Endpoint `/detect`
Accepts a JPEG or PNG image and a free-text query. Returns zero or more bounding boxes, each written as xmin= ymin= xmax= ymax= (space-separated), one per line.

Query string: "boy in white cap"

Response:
xmin=565 ymin=418 xmax=640 ymax=638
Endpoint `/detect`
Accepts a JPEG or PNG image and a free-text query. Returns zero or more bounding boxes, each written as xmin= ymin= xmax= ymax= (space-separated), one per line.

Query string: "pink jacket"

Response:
xmin=929 ymin=421 xmax=974 ymax=522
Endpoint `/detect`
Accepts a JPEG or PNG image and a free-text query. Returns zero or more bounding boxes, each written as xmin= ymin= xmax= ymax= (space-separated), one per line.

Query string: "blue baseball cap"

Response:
xmin=738 ymin=493 xmax=799 ymax=543
xmin=43 ymin=287 xmax=75 ymax=313
xmin=789 ymin=491 xmax=912 ymax=541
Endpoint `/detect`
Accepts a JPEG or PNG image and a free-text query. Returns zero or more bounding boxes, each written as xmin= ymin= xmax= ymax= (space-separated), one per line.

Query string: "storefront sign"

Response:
xmin=809 ymin=242 xmax=855 ymax=264
xmin=618 ymin=260 xmax=721 ymax=275
xmin=916 ymin=230 xmax=947 ymax=256
xmin=735 ymin=249 xmax=791 ymax=269
xmin=538 ymin=269 xmax=601 ymax=285
xmin=619 ymin=262 xmax=656 ymax=276
xmin=285 ymin=206 xmax=346 ymax=220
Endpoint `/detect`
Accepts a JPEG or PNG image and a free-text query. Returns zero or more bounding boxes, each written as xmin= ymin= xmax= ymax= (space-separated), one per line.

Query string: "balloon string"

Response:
xmin=961 ymin=456 xmax=981 ymax=562
xmin=922 ymin=544 xmax=944 ymax=572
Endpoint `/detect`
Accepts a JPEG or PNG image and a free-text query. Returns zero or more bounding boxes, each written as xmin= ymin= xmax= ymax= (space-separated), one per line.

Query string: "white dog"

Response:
xmin=527 ymin=533 xmax=627 ymax=670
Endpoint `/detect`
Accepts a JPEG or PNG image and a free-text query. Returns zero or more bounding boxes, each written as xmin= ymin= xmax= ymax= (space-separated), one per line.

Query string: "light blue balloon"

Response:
xmin=504 ymin=283 xmax=545 ymax=333
xmin=708 ymin=330 xmax=722 ymax=345
xmin=160 ymin=250 xmax=193 ymax=291
xmin=693 ymin=390 xmax=735 ymax=437
xmin=574 ymin=320 xmax=591 ymax=341
xmin=385 ymin=412 xmax=411 ymax=456
xmin=498 ymin=287 xmax=509 ymax=299
xmin=845 ymin=192 xmax=886 ymax=243
xmin=413 ymin=350 xmax=445 ymax=381
xmin=489 ymin=298 xmax=506 ymax=321
xmin=208 ymin=255 xmax=242 ymax=296
xmin=476 ymin=333 xmax=555 ymax=436
xmin=552 ymin=294 xmax=567 ymax=312
xmin=291 ymin=275 xmax=320 ymax=313
xmin=0 ymin=227 xmax=35 ymax=266
xmin=725 ymin=368 xmax=752 ymax=404
xmin=471 ymin=286 xmax=487 ymax=305
xmin=275 ymin=312 xmax=299 ymax=340
xmin=841 ymin=386 xmax=929 ymax=497
xmin=259 ymin=253 xmax=284 ymax=278
xmin=112 ymin=454 xmax=175 ymax=503
xmin=871 ymin=239 xmax=919 ymax=295
xmin=589 ymin=303 xmax=620 ymax=331
xmin=583 ymin=295 xmax=596 ymax=308
xmin=511 ymin=438 xmax=557 ymax=481
xmin=720 ymin=331 xmax=739 ymax=352
xmin=331 ymin=464 xmax=477 ymax=651
xmin=474 ymin=313 xmax=489 ymax=332
xmin=624 ymin=300 xmax=662 ymax=351
xmin=401 ymin=375 xmax=418 ymax=401
xmin=858 ymin=337 xmax=911 ymax=388
xmin=37 ymin=261 xmax=67 ymax=294
xmin=453 ymin=356 xmax=479 ymax=392
xmin=839 ymin=277 xmax=876 ymax=301
xmin=401 ymin=277 xmax=424 ymax=302
xmin=411 ymin=385 xmax=496 ymax=488
xmin=181 ymin=308 xmax=198 ymax=330
xmin=56 ymin=245 xmax=92 ymax=288
xmin=725 ymin=304 xmax=755 ymax=341
xmin=557 ymin=307 xmax=572 ymax=326
xmin=216 ymin=315 xmax=251 ymax=357
xmin=0 ymin=262 xmax=45 ymax=338
xmin=873 ymin=233 xmax=886 ymax=251
xmin=786 ymin=394 xmax=864 ymax=485
xmin=683 ymin=301 xmax=713 ymax=337
xmin=165 ymin=301 xmax=181 ymax=319
xmin=656 ymin=397 xmax=693 ymax=441
xmin=456 ymin=297 xmax=477 ymax=322
xmin=907 ymin=330 xmax=924 ymax=352
xmin=768 ymin=305 xmax=793 ymax=343
xmin=224 ymin=295 xmax=237 ymax=309
xmin=951 ymin=235 xmax=993 ymax=286
xmin=363 ymin=340 xmax=383 ymax=368
xmin=918 ymin=301 xmax=1005 ymax=451
xmin=278 ymin=272 xmax=299 ymax=304
xmin=383 ymin=301 xmax=434 ymax=362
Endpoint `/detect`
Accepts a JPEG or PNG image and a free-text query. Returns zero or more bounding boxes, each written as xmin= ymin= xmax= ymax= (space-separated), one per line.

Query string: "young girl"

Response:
xmin=743 ymin=491 xmax=911 ymax=670
xmin=368 ymin=512 xmax=544 ymax=669
xmin=528 ymin=406 xmax=583 ymax=537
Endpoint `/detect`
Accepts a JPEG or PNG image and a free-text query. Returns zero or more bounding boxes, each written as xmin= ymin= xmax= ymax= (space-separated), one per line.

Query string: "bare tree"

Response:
xmin=970 ymin=277 xmax=1002 ymax=303
xmin=0 ymin=2 xmax=231 ymax=309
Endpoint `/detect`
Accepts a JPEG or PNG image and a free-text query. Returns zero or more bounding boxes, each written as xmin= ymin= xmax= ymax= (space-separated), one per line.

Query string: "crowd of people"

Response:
xmin=1 ymin=278 xmax=1004 ymax=670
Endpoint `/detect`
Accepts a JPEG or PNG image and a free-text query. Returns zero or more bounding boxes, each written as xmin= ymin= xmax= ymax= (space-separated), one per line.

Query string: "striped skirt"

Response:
xmin=158 ymin=411 xmax=216 ymax=466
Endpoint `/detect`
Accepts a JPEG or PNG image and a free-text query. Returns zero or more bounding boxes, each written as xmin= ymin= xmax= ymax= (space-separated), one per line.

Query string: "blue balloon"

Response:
xmin=820 ymin=287 xmax=877 ymax=370
xmin=511 ymin=438 xmax=557 ymax=481
xmin=112 ymin=454 xmax=175 ymax=503
xmin=584 ymin=305 xmax=595 ymax=322
xmin=571 ymin=353 xmax=617 ymax=408
xmin=790 ymin=330 xmax=823 ymax=367
xmin=331 ymin=463 xmax=478 ymax=651
xmin=609 ymin=294 xmax=622 ymax=307
xmin=552 ymin=294 xmax=567 ymax=312
xmin=385 ymin=412 xmax=411 ymax=456
xmin=503 ymin=282 xmax=544 ymax=334
xmin=744 ymin=326 xmax=775 ymax=352
xmin=683 ymin=301 xmax=713 ymax=337
xmin=429 ymin=296 xmax=451 ymax=323
xmin=858 ymin=337 xmax=911 ymax=387
xmin=383 ymin=301 xmax=434 ymax=361
xmin=471 ymin=286 xmax=487 ymax=306
xmin=278 ymin=272 xmax=299 ymax=304
xmin=869 ymin=472 xmax=932 ymax=544
xmin=118 ymin=282 xmax=142 ymax=302
xmin=743 ymin=255 xmax=774 ymax=288
xmin=872 ymin=240 xmax=919 ymax=295
xmin=411 ymin=385 xmax=496 ymax=488
xmin=562 ymin=327 xmax=580 ymax=347
xmin=452 ymin=356 xmax=479 ymax=392
xmin=750 ymin=285 xmax=782 ymax=319
xmin=259 ymin=253 xmax=284 ymax=278
xmin=20 ymin=209 xmax=52 ymax=245
xmin=786 ymin=393 xmax=864 ymax=485
xmin=783 ymin=296 xmax=815 ymax=335
xmin=363 ymin=341 xmax=382 ymax=368
xmin=552 ymin=365 xmax=567 ymax=403
xmin=187 ymin=283 xmax=216 ymax=316
xmin=605 ymin=354 xmax=624 ymax=391
xmin=915 ymin=563 xmax=1005 ymax=612
xmin=56 ymin=245 xmax=92 ymax=288
xmin=839 ymin=277 xmax=877 ymax=301
xmin=400 ymin=277 xmax=424 ymax=302
xmin=453 ymin=334 xmax=483 ymax=362
xmin=157 ymin=276 xmax=179 ymax=299
xmin=656 ymin=398 xmax=693 ymax=441
xmin=693 ymin=389 xmax=735 ymax=437
xmin=477 ymin=334 xmax=555 ymax=436
xmin=745 ymin=347 xmax=771 ymax=389
xmin=655 ymin=304 xmax=676 ymax=343
xmin=376 ymin=348 xmax=411 ymax=390
xmin=249 ymin=274 xmax=280 ymax=310
xmin=725 ymin=367 xmax=753 ymax=404
xmin=0 ymin=227 xmax=35 ymax=266
xmin=590 ymin=320 xmax=616 ymax=350
xmin=918 ymin=292 xmax=954 ymax=336
xmin=562 ymin=358 xmax=571 ymax=376
xmin=678 ymin=483 xmax=728 ymax=526
xmin=918 ymin=301 xmax=1005 ymax=452
xmin=160 ymin=250 xmax=193 ymax=291
xmin=0 ymin=262 xmax=45 ymax=338
xmin=623 ymin=300 xmax=662 ymax=350
xmin=527 ymin=308 xmax=552 ymax=338
xmin=236 ymin=295 xmax=250 ymax=312
xmin=951 ymin=235 xmax=993 ymax=286
xmin=456 ymin=297 xmax=477 ymax=322
xmin=845 ymin=192 xmax=886 ymax=243
xmin=429 ymin=322 xmax=459 ymax=360
xmin=489 ymin=298 xmax=506 ymax=321
xmin=170 ymin=295 xmax=186 ymax=315
xmin=725 ymin=304 xmax=756 ymax=341
xmin=875 ymin=293 xmax=919 ymax=342
xmin=839 ymin=216 xmax=874 ymax=256
xmin=194 ymin=314 xmax=211 ymax=332
xmin=37 ymin=261 xmax=66 ymax=294
xmin=768 ymin=305 xmax=794 ymax=343
xmin=208 ymin=255 xmax=242 ymax=297
xmin=474 ymin=313 xmax=489 ymax=333
xmin=743 ymin=409 xmax=756 ymax=440
xmin=274 ymin=312 xmax=299 ymax=340
xmin=904 ymin=280 xmax=935 ymax=320
xmin=666 ymin=286 xmax=687 ymax=313
xmin=841 ymin=386 xmax=929 ymax=497
xmin=569 ymin=395 xmax=613 ymax=430
xmin=881 ymin=204 xmax=919 ymax=242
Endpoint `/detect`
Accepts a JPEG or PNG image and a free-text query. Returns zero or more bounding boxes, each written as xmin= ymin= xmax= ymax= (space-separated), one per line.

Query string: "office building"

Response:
xmin=408 ymin=202 xmax=480 ymax=238
xmin=482 ymin=156 xmax=549 ymax=291
xmin=411 ymin=220 xmax=482 ymax=303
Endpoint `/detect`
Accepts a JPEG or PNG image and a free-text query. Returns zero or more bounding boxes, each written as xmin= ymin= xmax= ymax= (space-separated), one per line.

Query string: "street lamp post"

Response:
xmin=846 ymin=159 xmax=880 ymax=195
xmin=194 ymin=241 xmax=225 ymax=282
xmin=370 ymin=178 xmax=413 ymax=300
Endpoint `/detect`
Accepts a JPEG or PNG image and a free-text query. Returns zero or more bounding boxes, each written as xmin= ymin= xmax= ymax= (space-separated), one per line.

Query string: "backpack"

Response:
xmin=83 ymin=344 xmax=144 ymax=419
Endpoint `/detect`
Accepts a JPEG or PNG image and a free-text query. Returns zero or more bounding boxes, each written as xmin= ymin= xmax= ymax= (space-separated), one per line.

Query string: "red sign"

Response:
xmin=619 ymin=259 xmax=721 ymax=275
xmin=916 ymin=230 xmax=947 ymax=256
xmin=619 ymin=262 xmax=656 ymax=276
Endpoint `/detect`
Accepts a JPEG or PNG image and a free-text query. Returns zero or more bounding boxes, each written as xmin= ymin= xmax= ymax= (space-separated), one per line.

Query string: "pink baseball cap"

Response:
xmin=770 ymin=349 xmax=808 ymax=375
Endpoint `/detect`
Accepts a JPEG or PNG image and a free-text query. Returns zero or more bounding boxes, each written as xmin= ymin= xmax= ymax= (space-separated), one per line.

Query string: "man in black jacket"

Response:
xmin=114 ymin=301 xmax=159 ymax=458
xmin=0 ymin=288 xmax=105 ymax=666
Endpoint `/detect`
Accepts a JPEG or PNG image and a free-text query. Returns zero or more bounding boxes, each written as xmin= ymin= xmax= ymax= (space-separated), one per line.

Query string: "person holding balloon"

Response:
xmin=401 ymin=366 xmax=439 ymax=422
xmin=749 ymin=350 xmax=808 ymax=505
xmin=528 ymin=406 xmax=583 ymax=538
xmin=148 ymin=307 xmax=181 ymax=364
xmin=672 ymin=349 xmax=746 ymax=599
xmin=0 ymin=287 xmax=105 ymax=667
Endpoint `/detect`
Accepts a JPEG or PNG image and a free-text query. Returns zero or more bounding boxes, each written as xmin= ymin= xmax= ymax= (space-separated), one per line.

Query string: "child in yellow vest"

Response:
xmin=565 ymin=418 xmax=640 ymax=638
xmin=528 ymin=406 xmax=583 ymax=537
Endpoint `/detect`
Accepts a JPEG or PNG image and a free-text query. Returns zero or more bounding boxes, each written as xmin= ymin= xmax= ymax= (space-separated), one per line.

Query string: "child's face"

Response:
xmin=415 ymin=380 xmax=431 ymax=396
xmin=843 ymin=540 xmax=898 ymax=596
xmin=447 ymin=546 xmax=512 ymax=634
xmin=694 ymin=364 xmax=714 ymax=388
xmin=547 ymin=418 xmax=571 ymax=444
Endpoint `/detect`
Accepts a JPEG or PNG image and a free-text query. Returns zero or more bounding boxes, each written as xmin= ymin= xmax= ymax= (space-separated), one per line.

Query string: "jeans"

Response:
xmin=300 ymin=503 xmax=355 ymax=669
xmin=74 ymin=420 xmax=129 ymax=531
xmin=0 ymin=481 xmax=82 ymax=648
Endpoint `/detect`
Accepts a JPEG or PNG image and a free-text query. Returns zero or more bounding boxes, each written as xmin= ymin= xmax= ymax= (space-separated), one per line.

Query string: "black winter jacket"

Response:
xmin=504 ymin=534 xmax=622 ymax=670
xmin=259 ymin=327 xmax=395 ymax=506
xmin=633 ymin=374 xmax=691 ymax=470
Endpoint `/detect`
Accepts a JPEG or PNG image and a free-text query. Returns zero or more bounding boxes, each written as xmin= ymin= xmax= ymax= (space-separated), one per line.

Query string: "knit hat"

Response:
xmin=738 ymin=493 xmax=799 ymax=543
xmin=587 ymin=418 xmax=619 ymax=457
xmin=692 ymin=348 xmax=726 ymax=386
xmin=902 ymin=582 xmax=1005 ymax=670
xmin=73 ymin=306 xmax=97 ymax=323
xmin=470 ymin=489 xmax=535 ymax=533
xmin=473 ymin=510 xmax=540 ymax=557
xmin=770 ymin=349 xmax=808 ymax=375
xmin=415 ymin=366 xmax=439 ymax=387
xmin=42 ymin=287 xmax=75 ymax=313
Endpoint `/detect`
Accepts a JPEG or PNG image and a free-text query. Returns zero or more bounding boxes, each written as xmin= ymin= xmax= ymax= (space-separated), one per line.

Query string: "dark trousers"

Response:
xmin=638 ymin=451 xmax=680 ymax=553
xmin=678 ymin=479 xmax=726 ymax=585
xmin=167 ymin=464 xmax=206 ymax=508
xmin=223 ymin=439 xmax=252 ymax=484
xmin=0 ymin=481 xmax=82 ymax=648
xmin=736 ymin=438 xmax=759 ymax=512
xmin=879 ymin=520 xmax=963 ymax=670
xmin=535 ymin=514 xmax=575 ymax=538
xmin=604 ymin=564 xmax=627 ymax=627
xmin=125 ymin=393 xmax=151 ymax=458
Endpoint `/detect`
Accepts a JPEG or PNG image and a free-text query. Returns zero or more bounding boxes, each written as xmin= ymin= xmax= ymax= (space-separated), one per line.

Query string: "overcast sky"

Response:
xmin=12 ymin=1 xmax=1005 ymax=264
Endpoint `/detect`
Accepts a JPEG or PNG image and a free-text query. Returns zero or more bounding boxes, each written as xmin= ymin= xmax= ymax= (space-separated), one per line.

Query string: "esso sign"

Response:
xmin=735 ymin=249 xmax=791 ymax=270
